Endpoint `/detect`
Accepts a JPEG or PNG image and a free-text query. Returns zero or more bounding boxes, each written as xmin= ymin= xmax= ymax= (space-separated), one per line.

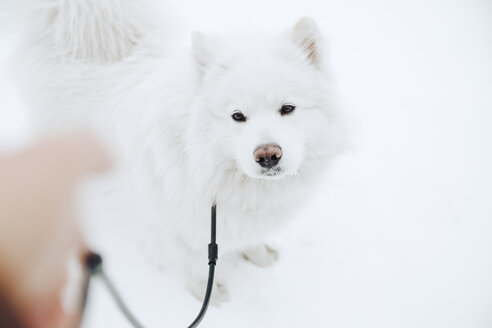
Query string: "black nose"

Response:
xmin=254 ymin=144 xmax=282 ymax=168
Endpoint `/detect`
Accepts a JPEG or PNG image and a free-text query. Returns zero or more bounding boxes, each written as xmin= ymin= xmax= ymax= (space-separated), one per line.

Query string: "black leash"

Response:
xmin=187 ymin=204 xmax=218 ymax=327
xmin=85 ymin=204 xmax=218 ymax=327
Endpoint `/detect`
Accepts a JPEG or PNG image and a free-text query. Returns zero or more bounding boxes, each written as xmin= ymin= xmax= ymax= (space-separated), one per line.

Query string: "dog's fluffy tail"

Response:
xmin=2 ymin=0 xmax=175 ymax=63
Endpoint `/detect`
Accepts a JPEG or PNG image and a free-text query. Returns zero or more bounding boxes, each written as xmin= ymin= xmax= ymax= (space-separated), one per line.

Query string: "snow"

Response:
xmin=1 ymin=0 xmax=491 ymax=327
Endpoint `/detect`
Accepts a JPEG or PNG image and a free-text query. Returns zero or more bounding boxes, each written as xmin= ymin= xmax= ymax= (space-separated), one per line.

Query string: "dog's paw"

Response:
xmin=241 ymin=244 xmax=279 ymax=268
xmin=188 ymin=279 xmax=229 ymax=307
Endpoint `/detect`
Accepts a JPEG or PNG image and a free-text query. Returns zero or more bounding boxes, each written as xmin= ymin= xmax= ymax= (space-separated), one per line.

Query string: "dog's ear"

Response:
xmin=290 ymin=17 xmax=322 ymax=69
xmin=192 ymin=32 xmax=213 ymax=79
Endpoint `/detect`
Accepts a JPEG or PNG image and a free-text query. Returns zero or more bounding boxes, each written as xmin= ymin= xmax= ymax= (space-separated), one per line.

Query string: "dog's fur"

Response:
xmin=5 ymin=0 xmax=346 ymax=302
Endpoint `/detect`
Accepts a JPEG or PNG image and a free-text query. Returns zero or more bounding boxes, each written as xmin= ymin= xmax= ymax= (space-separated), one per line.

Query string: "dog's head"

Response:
xmin=188 ymin=17 xmax=344 ymax=180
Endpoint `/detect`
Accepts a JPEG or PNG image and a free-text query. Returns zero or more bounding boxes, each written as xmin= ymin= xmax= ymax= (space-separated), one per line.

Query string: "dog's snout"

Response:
xmin=254 ymin=144 xmax=282 ymax=168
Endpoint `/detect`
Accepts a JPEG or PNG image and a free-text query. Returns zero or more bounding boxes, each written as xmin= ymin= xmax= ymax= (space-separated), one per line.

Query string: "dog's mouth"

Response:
xmin=237 ymin=159 xmax=297 ymax=180
xmin=261 ymin=167 xmax=282 ymax=175
xmin=257 ymin=166 xmax=284 ymax=179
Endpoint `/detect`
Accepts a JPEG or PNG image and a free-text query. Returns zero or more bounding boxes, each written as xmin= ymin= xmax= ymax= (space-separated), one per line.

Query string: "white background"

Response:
xmin=1 ymin=0 xmax=491 ymax=327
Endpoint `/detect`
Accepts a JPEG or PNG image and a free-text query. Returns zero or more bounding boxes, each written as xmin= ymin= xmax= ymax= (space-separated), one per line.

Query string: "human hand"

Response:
xmin=0 ymin=135 xmax=110 ymax=328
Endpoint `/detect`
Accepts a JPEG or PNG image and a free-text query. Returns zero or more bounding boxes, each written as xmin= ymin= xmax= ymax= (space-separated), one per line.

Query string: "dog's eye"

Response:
xmin=280 ymin=104 xmax=296 ymax=116
xmin=231 ymin=111 xmax=246 ymax=122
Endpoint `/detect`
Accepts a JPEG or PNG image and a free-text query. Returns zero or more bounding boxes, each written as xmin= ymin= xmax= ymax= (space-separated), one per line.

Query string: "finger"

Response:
xmin=31 ymin=134 xmax=112 ymax=178
xmin=60 ymin=134 xmax=112 ymax=177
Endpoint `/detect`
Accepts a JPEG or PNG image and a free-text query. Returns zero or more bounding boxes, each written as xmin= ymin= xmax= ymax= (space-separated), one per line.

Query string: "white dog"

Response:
xmin=5 ymin=0 xmax=346 ymax=303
